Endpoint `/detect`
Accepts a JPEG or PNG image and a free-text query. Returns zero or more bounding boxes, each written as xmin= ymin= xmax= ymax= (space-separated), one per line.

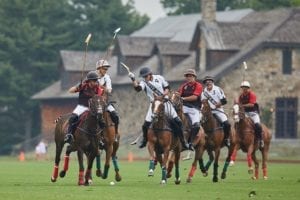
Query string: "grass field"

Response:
xmin=0 ymin=156 xmax=299 ymax=200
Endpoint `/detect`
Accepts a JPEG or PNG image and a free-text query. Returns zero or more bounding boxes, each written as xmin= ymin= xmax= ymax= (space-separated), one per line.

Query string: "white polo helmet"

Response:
xmin=96 ymin=59 xmax=110 ymax=69
xmin=240 ymin=81 xmax=251 ymax=88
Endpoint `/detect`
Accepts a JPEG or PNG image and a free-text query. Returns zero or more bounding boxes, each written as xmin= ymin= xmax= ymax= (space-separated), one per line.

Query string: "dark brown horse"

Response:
xmin=147 ymin=95 xmax=181 ymax=184
xmin=232 ymin=103 xmax=272 ymax=180
xmin=198 ymin=99 xmax=236 ymax=182
xmin=94 ymin=103 xmax=122 ymax=182
xmin=169 ymin=91 xmax=206 ymax=183
xmin=51 ymin=95 xmax=104 ymax=185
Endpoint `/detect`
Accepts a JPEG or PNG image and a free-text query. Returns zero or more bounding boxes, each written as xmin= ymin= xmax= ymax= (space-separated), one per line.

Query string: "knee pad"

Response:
xmin=254 ymin=123 xmax=262 ymax=134
xmin=142 ymin=121 xmax=151 ymax=134
xmin=222 ymin=121 xmax=231 ymax=133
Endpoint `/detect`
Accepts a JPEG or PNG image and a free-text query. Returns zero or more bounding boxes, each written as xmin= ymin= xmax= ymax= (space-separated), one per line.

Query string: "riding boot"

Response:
xmin=255 ymin=123 xmax=264 ymax=148
xmin=110 ymin=111 xmax=119 ymax=142
xmin=222 ymin=120 xmax=231 ymax=147
xmin=139 ymin=121 xmax=151 ymax=148
xmin=190 ymin=123 xmax=200 ymax=151
xmin=171 ymin=117 xmax=189 ymax=151
xmin=64 ymin=114 xmax=79 ymax=144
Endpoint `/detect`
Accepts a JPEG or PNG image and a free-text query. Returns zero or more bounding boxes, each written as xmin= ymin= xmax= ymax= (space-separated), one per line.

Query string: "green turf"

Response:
xmin=0 ymin=156 xmax=299 ymax=200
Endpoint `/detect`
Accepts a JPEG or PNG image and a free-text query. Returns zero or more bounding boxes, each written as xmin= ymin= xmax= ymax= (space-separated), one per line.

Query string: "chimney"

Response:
xmin=198 ymin=0 xmax=216 ymax=72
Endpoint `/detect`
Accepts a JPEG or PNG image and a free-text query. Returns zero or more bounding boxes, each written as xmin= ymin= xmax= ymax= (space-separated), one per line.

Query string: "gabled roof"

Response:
xmin=60 ymin=50 xmax=103 ymax=71
xmin=115 ymin=35 xmax=168 ymax=56
xmin=155 ymin=41 xmax=191 ymax=55
xmin=132 ymin=9 xmax=253 ymax=42
xmin=198 ymin=8 xmax=299 ymax=82
xmin=32 ymin=81 xmax=76 ymax=99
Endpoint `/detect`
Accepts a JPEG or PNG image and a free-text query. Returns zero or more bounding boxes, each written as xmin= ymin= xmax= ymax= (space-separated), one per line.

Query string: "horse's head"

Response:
xmin=151 ymin=94 xmax=164 ymax=123
xmin=88 ymin=95 xmax=106 ymax=120
xmin=170 ymin=91 xmax=182 ymax=112
xmin=232 ymin=103 xmax=245 ymax=122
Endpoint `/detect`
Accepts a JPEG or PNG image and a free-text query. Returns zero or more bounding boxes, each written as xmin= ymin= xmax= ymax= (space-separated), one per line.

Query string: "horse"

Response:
xmin=169 ymin=91 xmax=206 ymax=183
xmin=147 ymin=94 xmax=181 ymax=184
xmin=51 ymin=95 xmax=104 ymax=185
xmin=198 ymin=99 xmax=236 ymax=182
xmin=94 ymin=102 xmax=122 ymax=182
xmin=232 ymin=103 xmax=272 ymax=180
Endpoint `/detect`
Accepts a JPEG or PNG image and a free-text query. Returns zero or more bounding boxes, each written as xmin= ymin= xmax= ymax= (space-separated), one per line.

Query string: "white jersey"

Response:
xmin=201 ymin=84 xmax=226 ymax=111
xmin=98 ymin=74 xmax=112 ymax=92
xmin=139 ymin=75 xmax=169 ymax=102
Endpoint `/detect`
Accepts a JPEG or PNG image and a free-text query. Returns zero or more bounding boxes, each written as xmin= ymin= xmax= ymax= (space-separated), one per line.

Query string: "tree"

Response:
xmin=0 ymin=0 xmax=148 ymax=154
xmin=160 ymin=0 xmax=300 ymax=15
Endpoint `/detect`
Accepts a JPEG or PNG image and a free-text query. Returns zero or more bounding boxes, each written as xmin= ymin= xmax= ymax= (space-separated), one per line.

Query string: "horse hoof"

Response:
xmin=212 ymin=177 xmax=218 ymax=182
xmin=166 ymin=173 xmax=172 ymax=178
xmin=221 ymin=172 xmax=226 ymax=179
xmin=175 ymin=178 xmax=181 ymax=185
xmin=115 ymin=175 xmax=122 ymax=182
xmin=186 ymin=177 xmax=192 ymax=183
xmin=160 ymin=180 xmax=166 ymax=185
xmin=251 ymin=176 xmax=257 ymax=180
xmin=102 ymin=175 xmax=108 ymax=179
xmin=51 ymin=177 xmax=57 ymax=182
xmin=229 ymin=161 xmax=235 ymax=166
xmin=148 ymin=169 xmax=154 ymax=177
xmin=248 ymin=168 xmax=254 ymax=174
xmin=59 ymin=171 xmax=66 ymax=178
xmin=96 ymin=170 xmax=102 ymax=177
xmin=263 ymin=176 xmax=268 ymax=180
xmin=203 ymin=172 xmax=208 ymax=177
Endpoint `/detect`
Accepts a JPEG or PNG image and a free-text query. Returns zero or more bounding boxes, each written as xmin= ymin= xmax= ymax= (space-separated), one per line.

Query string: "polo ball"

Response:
xmin=110 ymin=181 xmax=115 ymax=186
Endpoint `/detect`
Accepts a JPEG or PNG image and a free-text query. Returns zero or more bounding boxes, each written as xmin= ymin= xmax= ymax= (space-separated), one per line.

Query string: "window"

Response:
xmin=282 ymin=49 xmax=292 ymax=74
xmin=275 ymin=97 xmax=298 ymax=138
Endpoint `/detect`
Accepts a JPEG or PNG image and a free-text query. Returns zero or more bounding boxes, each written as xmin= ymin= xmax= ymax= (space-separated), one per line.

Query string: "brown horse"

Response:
xmin=147 ymin=95 xmax=181 ymax=184
xmin=94 ymin=103 xmax=122 ymax=182
xmin=198 ymin=99 xmax=236 ymax=182
xmin=169 ymin=91 xmax=206 ymax=183
xmin=232 ymin=103 xmax=272 ymax=180
xmin=51 ymin=95 xmax=103 ymax=185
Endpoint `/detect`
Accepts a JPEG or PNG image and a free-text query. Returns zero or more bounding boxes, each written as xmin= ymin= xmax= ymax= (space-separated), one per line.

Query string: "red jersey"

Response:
xmin=178 ymin=81 xmax=203 ymax=108
xmin=76 ymin=82 xmax=103 ymax=107
xmin=239 ymin=91 xmax=257 ymax=112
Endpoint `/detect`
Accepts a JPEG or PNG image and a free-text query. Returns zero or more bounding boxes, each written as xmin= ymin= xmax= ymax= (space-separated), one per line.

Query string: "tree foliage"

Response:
xmin=160 ymin=0 xmax=300 ymax=15
xmin=0 ymin=0 xmax=148 ymax=154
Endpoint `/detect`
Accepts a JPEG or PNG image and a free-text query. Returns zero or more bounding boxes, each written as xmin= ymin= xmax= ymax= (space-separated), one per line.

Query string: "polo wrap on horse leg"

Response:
xmin=171 ymin=117 xmax=189 ymax=150
xmin=139 ymin=121 xmax=151 ymax=148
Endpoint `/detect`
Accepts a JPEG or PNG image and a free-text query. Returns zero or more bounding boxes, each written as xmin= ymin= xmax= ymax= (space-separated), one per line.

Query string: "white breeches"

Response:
xmin=183 ymin=105 xmax=202 ymax=125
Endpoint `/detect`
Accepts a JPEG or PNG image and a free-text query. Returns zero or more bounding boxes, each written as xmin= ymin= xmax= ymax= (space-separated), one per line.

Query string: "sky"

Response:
xmin=122 ymin=0 xmax=167 ymax=23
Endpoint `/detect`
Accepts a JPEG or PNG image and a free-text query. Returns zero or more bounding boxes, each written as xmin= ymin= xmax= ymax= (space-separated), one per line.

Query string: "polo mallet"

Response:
xmin=130 ymin=132 xmax=142 ymax=145
xmin=80 ymin=33 xmax=92 ymax=83
xmin=100 ymin=27 xmax=121 ymax=66
xmin=242 ymin=61 xmax=248 ymax=82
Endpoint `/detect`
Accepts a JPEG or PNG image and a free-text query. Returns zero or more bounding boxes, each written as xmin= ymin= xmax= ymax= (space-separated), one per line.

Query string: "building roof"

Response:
xmin=131 ymin=9 xmax=253 ymax=42
xmin=155 ymin=41 xmax=191 ymax=55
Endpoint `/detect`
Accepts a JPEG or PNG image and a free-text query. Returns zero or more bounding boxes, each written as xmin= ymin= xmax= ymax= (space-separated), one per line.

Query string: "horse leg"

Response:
xmin=77 ymin=150 xmax=85 ymax=185
xmin=59 ymin=145 xmax=72 ymax=178
xmin=247 ymin=145 xmax=254 ymax=175
xmin=95 ymin=150 xmax=102 ymax=177
xmin=205 ymin=149 xmax=214 ymax=173
xmin=160 ymin=149 xmax=169 ymax=185
xmin=147 ymin=141 xmax=156 ymax=177
xmin=51 ymin=142 xmax=64 ymax=182
xmin=261 ymin=143 xmax=270 ymax=180
xmin=251 ymin=151 xmax=259 ymax=180
xmin=212 ymin=148 xmax=220 ymax=182
xmin=174 ymin=149 xmax=181 ymax=185
xmin=166 ymin=151 xmax=174 ymax=178
xmin=102 ymin=144 xmax=113 ymax=179
xmin=112 ymin=154 xmax=122 ymax=182
xmin=230 ymin=147 xmax=238 ymax=166
xmin=221 ymin=144 xmax=236 ymax=179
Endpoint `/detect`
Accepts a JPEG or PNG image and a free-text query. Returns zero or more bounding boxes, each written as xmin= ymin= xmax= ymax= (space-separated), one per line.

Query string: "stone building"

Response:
xmin=32 ymin=5 xmax=300 ymax=142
